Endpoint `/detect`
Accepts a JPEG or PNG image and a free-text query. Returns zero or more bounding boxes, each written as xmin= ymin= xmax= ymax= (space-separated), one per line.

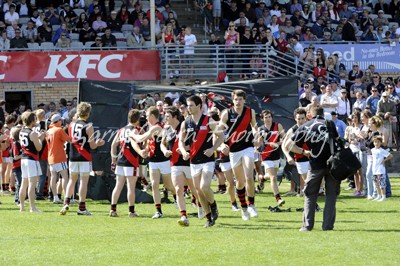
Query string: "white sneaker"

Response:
xmin=373 ymin=196 xmax=381 ymax=201
xmin=277 ymin=198 xmax=285 ymax=207
xmin=53 ymin=198 xmax=63 ymax=204
xmin=367 ymin=195 xmax=374 ymax=200
xmin=152 ymin=212 xmax=163 ymax=219
xmin=197 ymin=207 xmax=205 ymax=219
xmin=241 ymin=208 xmax=250 ymax=221
xmin=173 ymin=201 xmax=179 ymax=209
xmin=191 ymin=202 xmax=197 ymax=209
xmin=231 ymin=204 xmax=240 ymax=212
xmin=109 ymin=210 xmax=118 ymax=217
xmin=177 ymin=216 xmax=189 ymax=227
xmin=77 ymin=209 xmax=92 ymax=216
xmin=59 ymin=205 xmax=69 ymax=215
xmin=248 ymin=204 xmax=259 ymax=218
xmin=377 ymin=197 xmax=386 ymax=202
xmin=128 ymin=212 xmax=139 ymax=217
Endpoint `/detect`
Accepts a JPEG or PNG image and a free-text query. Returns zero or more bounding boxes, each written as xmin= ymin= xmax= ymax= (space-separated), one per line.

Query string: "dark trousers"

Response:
xmin=302 ymin=167 xmax=340 ymax=231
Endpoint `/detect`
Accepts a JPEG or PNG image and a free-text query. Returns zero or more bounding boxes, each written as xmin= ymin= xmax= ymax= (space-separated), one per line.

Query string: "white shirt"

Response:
xmin=337 ymin=97 xmax=350 ymax=116
xmin=320 ymin=93 xmax=338 ymax=113
xmin=5 ymin=11 xmax=19 ymax=24
xmin=164 ymin=92 xmax=180 ymax=101
xmin=184 ymin=34 xmax=197 ymax=55
xmin=371 ymin=147 xmax=390 ymax=175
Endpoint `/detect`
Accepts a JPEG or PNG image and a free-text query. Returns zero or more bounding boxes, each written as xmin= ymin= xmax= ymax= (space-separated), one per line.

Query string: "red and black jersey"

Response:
xmin=166 ymin=122 xmax=189 ymax=167
xmin=68 ymin=119 xmax=92 ymax=162
xmin=290 ymin=124 xmax=309 ymax=163
xmin=260 ymin=122 xmax=281 ymax=161
xmin=19 ymin=127 xmax=40 ymax=161
xmin=116 ymin=125 xmax=139 ymax=167
xmin=225 ymin=107 xmax=254 ymax=152
xmin=184 ymin=115 xmax=214 ymax=164
xmin=34 ymin=121 xmax=48 ymax=160
xmin=218 ymin=151 xmax=230 ymax=163
xmin=148 ymin=123 xmax=169 ymax=163
xmin=11 ymin=140 xmax=22 ymax=169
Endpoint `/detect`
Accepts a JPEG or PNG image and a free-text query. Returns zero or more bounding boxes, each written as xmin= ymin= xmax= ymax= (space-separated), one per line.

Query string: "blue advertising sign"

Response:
xmin=303 ymin=43 xmax=400 ymax=72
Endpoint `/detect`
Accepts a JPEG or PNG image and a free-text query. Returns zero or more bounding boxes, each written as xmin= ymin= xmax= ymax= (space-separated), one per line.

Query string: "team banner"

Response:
xmin=314 ymin=43 xmax=400 ymax=72
xmin=0 ymin=50 xmax=160 ymax=82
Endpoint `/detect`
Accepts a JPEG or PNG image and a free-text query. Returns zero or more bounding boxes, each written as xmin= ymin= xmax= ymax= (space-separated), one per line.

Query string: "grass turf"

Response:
xmin=0 ymin=177 xmax=399 ymax=265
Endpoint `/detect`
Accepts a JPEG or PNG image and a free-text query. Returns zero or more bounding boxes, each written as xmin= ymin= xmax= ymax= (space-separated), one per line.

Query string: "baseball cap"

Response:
xmin=355 ymin=74 xmax=362 ymax=79
xmin=51 ymin=114 xmax=62 ymax=124
xmin=37 ymin=103 xmax=45 ymax=108
xmin=330 ymin=78 xmax=338 ymax=83
xmin=330 ymin=111 xmax=338 ymax=116
xmin=340 ymin=89 xmax=347 ymax=93
xmin=382 ymin=91 xmax=390 ymax=97
xmin=307 ymin=77 xmax=314 ymax=83
xmin=378 ymin=10 xmax=384 ymax=14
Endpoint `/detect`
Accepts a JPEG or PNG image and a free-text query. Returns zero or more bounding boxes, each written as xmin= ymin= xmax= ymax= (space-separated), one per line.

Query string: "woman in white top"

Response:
xmin=344 ymin=111 xmax=364 ymax=197
xmin=336 ymin=88 xmax=351 ymax=121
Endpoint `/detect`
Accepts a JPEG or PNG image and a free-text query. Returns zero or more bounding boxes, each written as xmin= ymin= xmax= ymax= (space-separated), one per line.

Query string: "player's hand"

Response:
xmin=164 ymin=150 xmax=172 ymax=157
xmin=111 ymin=163 xmax=116 ymax=173
xmin=287 ymin=158 xmax=295 ymax=165
xmin=221 ymin=144 xmax=230 ymax=156
xmin=182 ymin=151 xmax=190 ymax=160
xmin=140 ymin=149 xmax=149 ymax=158
xmin=303 ymin=150 xmax=311 ymax=157
xmin=96 ymin=139 xmax=105 ymax=146
xmin=176 ymin=147 xmax=182 ymax=154
xmin=204 ymin=149 xmax=214 ymax=157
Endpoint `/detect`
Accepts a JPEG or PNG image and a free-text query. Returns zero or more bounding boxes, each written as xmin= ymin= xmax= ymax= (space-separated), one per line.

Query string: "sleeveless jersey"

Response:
xmin=148 ymin=123 xmax=169 ymax=163
xmin=68 ymin=119 xmax=92 ymax=162
xmin=260 ymin=122 xmax=281 ymax=161
xmin=225 ymin=107 xmax=253 ymax=152
xmin=34 ymin=121 xmax=48 ymax=160
xmin=184 ymin=115 xmax=214 ymax=164
xmin=116 ymin=125 xmax=139 ymax=167
xmin=20 ymin=127 xmax=39 ymax=160
xmin=166 ymin=122 xmax=189 ymax=167
xmin=290 ymin=124 xmax=309 ymax=163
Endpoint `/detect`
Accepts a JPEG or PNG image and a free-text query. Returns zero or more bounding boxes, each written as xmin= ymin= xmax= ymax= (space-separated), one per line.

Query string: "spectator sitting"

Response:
xmin=16 ymin=0 xmax=33 ymax=18
xmin=88 ymin=0 xmax=101 ymax=16
xmin=361 ymin=24 xmax=378 ymax=42
xmin=290 ymin=0 xmax=303 ymax=14
xmin=91 ymin=36 xmax=103 ymax=50
xmin=52 ymin=23 xmax=70 ymax=44
xmin=92 ymin=14 xmax=108 ymax=32
xmin=255 ymin=2 xmax=267 ymax=20
xmin=283 ymin=20 xmax=295 ymax=35
xmin=270 ymin=3 xmax=282 ymax=17
xmin=322 ymin=31 xmax=332 ymax=42
xmin=234 ymin=12 xmax=250 ymax=27
xmin=60 ymin=3 xmax=78 ymax=24
xmin=350 ymin=74 xmax=367 ymax=101
xmin=79 ymin=21 xmax=96 ymax=44
xmin=45 ymin=5 xmax=61 ymax=26
xmin=4 ymin=4 xmax=19 ymax=26
xmin=128 ymin=3 xmax=145 ymax=24
xmin=10 ymin=28 xmax=28 ymax=50
xmin=267 ymin=15 xmax=280 ymax=36
xmin=117 ymin=4 xmax=130 ymax=25
xmin=348 ymin=63 xmax=363 ymax=81
xmin=162 ymin=4 xmax=177 ymax=21
xmin=374 ymin=0 xmax=389 ymax=15
xmin=376 ymin=27 xmax=385 ymax=42
xmin=311 ymin=17 xmax=324 ymax=39
xmin=140 ymin=17 xmax=151 ymax=41
xmin=107 ymin=10 xmax=122 ymax=32
xmin=360 ymin=10 xmax=373 ymax=32
xmin=56 ymin=32 xmax=71 ymax=49
xmin=88 ymin=5 xmax=104 ymax=26
xmin=101 ymin=27 xmax=117 ymax=49
xmin=326 ymin=3 xmax=339 ymax=23
xmin=331 ymin=25 xmax=343 ymax=41
xmin=76 ymin=13 xmax=89 ymax=32
xmin=313 ymin=63 xmax=327 ymax=79
xmin=30 ymin=9 xmax=42 ymax=27
xmin=134 ymin=12 xmax=145 ymax=28
xmin=37 ymin=18 xmax=53 ymax=43
xmin=291 ymin=9 xmax=302 ymax=27
xmin=0 ymin=30 xmax=10 ymax=51
xmin=373 ymin=10 xmax=389 ymax=32
xmin=243 ymin=2 xmax=256 ymax=24
xmin=301 ymin=4 xmax=311 ymax=22
xmin=339 ymin=2 xmax=353 ymax=19
xmin=277 ymin=9 xmax=289 ymax=26
xmin=126 ymin=26 xmax=146 ymax=47
xmin=22 ymin=21 xmax=38 ymax=43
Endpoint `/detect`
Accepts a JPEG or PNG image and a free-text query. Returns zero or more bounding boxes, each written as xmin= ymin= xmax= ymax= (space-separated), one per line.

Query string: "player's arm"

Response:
xmin=30 ymin=131 xmax=42 ymax=152
xmin=110 ymin=130 xmax=120 ymax=164
xmin=205 ymin=118 xmax=224 ymax=157
xmin=250 ymin=109 xmax=261 ymax=147
xmin=130 ymin=124 xmax=162 ymax=143
xmin=178 ymin=121 xmax=190 ymax=160
xmin=282 ymin=128 xmax=295 ymax=165
xmin=160 ymin=127 xmax=172 ymax=158
xmin=86 ymin=123 xmax=105 ymax=149
xmin=278 ymin=123 xmax=285 ymax=145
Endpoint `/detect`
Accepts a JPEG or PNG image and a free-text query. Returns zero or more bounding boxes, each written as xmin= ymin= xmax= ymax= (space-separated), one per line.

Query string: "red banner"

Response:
xmin=0 ymin=50 xmax=160 ymax=82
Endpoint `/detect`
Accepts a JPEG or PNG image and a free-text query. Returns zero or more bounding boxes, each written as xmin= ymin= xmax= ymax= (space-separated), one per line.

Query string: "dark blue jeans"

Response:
xmin=13 ymin=168 xmax=22 ymax=203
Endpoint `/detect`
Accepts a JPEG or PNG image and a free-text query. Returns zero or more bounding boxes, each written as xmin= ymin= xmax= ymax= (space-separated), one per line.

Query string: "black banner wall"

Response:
xmin=79 ymin=77 xmax=299 ymax=201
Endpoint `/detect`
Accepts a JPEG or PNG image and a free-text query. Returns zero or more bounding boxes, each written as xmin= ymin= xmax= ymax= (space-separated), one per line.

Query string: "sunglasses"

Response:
xmin=317 ymin=53 xmax=321 ymax=55
xmin=373 ymin=76 xmax=379 ymax=78
xmin=372 ymin=90 xmax=378 ymax=92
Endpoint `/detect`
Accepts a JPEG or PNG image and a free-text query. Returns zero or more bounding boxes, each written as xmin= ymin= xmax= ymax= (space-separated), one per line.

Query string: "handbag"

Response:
xmin=326 ymin=121 xmax=361 ymax=181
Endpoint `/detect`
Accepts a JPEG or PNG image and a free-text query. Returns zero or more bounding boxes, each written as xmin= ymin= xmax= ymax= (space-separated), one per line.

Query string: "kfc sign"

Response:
xmin=0 ymin=50 xmax=160 ymax=82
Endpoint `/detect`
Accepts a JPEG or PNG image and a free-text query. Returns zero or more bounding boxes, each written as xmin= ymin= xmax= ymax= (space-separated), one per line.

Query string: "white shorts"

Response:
xmin=2 ymin=157 xmax=12 ymax=163
xmin=254 ymin=152 xmax=262 ymax=162
xmin=21 ymin=159 xmax=42 ymax=179
xmin=49 ymin=162 xmax=68 ymax=173
xmin=171 ymin=165 xmax=192 ymax=179
xmin=115 ymin=165 xmax=139 ymax=177
xmin=262 ymin=160 xmax=280 ymax=170
xmin=190 ymin=161 xmax=215 ymax=177
xmin=69 ymin=161 xmax=92 ymax=174
xmin=295 ymin=161 xmax=310 ymax=175
xmin=220 ymin=161 xmax=232 ymax=172
xmin=149 ymin=161 xmax=171 ymax=175
xmin=229 ymin=147 xmax=255 ymax=169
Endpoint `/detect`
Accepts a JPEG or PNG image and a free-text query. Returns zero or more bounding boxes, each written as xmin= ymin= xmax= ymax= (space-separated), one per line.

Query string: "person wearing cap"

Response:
xmin=79 ymin=20 xmax=96 ymax=44
xmin=46 ymin=113 xmax=70 ymax=204
xmin=336 ymin=88 xmax=351 ymax=122
xmin=330 ymin=111 xmax=347 ymax=139
xmin=373 ymin=10 xmax=389 ymax=31
xmin=37 ymin=17 xmax=53 ymax=42
xmin=37 ymin=103 xmax=45 ymax=110
xmin=329 ymin=78 xmax=340 ymax=97
xmin=107 ymin=10 xmax=122 ymax=33
xmin=350 ymin=74 xmax=367 ymax=103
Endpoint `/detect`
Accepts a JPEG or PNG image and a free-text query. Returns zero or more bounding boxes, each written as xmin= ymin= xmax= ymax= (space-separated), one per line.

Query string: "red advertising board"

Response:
xmin=0 ymin=50 xmax=160 ymax=82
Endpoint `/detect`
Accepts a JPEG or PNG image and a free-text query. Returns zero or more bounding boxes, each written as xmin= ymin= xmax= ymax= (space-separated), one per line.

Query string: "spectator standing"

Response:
xmin=367 ymin=73 xmax=385 ymax=94
xmin=336 ymin=88 xmax=351 ymax=121
xmin=376 ymin=91 xmax=397 ymax=148
xmin=341 ymin=17 xmax=356 ymax=42
xmin=331 ymin=111 xmax=347 ymax=139
xmin=224 ymin=22 xmax=239 ymax=75
xmin=371 ymin=136 xmax=392 ymax=201
xmin=366 ymin=87 xmax=381 ymax=115
xmin=183 ymin=26 xmax=197 ymax=79
xmin=353 ymin=91 xmax=367 ymax=112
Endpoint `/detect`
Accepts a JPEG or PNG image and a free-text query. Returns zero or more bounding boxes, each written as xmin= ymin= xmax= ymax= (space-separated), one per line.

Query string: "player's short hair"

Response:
xmin=165 ymin=106 xmax=181 ymax=120
xmin=231 ymin=89 xmax=247 ymax=100
xmin=21 ymin=111 xmax=36 ymax=126
xmin=76 ymin=102 xmax=91 ymax=118
xmin=187 ymin=95 xmax=202 ymax=107
xmin=294 ymin=107 xmax=307 ymax=117
xmin=11 ymin=125 xmax=22 ymax=141
xmin=373 ymin=135 xmax=383 ymax=143
xmin=128 ymin=109 xmax=141 ymax=124
xmin=147 ymin=106 xmax=160 ymax=119
xmin=261 ymin=109 xmax=273 ymax=118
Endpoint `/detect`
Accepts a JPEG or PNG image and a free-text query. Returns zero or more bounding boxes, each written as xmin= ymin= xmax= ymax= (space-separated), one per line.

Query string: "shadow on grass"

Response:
xmin=338 ymin=210 xmax=399 ymax=213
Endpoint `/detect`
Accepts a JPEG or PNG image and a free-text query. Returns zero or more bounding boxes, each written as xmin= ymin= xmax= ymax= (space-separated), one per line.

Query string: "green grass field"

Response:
xmin=1 ymin=177 xmax=399 ymax=266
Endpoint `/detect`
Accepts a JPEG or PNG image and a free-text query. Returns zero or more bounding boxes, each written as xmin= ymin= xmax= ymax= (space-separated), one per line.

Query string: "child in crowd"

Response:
xmin=371 ymin=136 xmax=393 ymax=202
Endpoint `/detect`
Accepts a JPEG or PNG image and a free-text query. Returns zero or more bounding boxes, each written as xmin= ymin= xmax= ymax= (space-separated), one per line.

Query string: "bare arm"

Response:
xmin=30 ymin=131 xmax=42 ymax=152
xmin=86 ymin=124 xmax=105 ymax=150
xmin=130 ymin=125 xmax=162 ymax=143
xmin=282 ymin=128 xmax=295 ymax=164
xmin=110 ymin=131 xmax=120 ymax=164
xmin=178 ymin=121 xmax=190 ymax=160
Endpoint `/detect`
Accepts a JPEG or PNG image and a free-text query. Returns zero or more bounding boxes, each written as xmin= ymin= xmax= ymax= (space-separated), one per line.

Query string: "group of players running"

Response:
xmin=6 ymin=89 xmax=312 ymax=228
